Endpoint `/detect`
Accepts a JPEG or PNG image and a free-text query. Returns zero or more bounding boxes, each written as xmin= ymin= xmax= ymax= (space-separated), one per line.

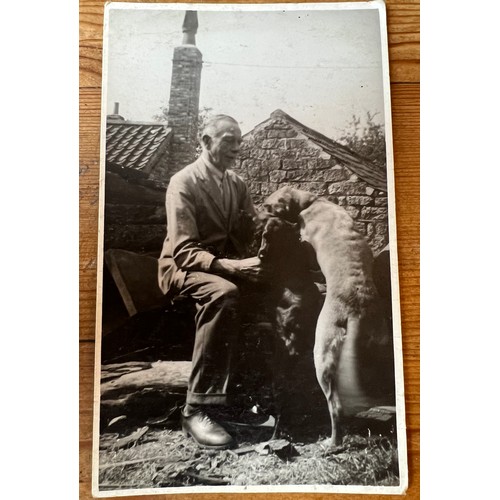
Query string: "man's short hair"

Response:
xmin=200 ymin=115 xmax=239 ymax=143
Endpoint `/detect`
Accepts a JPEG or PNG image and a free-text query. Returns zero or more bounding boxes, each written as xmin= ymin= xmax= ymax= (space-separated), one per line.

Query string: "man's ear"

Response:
xmin=201 ymin=134 xmax=212 ymax=149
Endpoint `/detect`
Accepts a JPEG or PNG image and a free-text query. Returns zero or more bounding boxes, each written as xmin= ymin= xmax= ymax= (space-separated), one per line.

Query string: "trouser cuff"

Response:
xmin=186 ymin=391 xmax=229 ymax=406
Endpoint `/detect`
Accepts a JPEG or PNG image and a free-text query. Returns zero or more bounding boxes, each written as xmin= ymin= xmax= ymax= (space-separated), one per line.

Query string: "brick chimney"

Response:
xmin=167 ymin=11 xmax=203 ymax=176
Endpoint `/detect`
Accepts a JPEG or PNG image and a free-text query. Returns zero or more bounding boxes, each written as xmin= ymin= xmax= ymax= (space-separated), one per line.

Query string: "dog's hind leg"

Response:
xmin=313 ymin=303 xmax=346 ymax=446
xmin=316 ymin=364 xmax=343 ymax=446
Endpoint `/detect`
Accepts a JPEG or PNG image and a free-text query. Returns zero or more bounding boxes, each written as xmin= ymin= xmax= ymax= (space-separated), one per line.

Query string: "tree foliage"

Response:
xmin=152 ymin=105 xmax=214 ymax=134
xmin=338 ymin=112 xmax=387 ymax=170
xmin=153 ymin=106 xmax=214 ymax=155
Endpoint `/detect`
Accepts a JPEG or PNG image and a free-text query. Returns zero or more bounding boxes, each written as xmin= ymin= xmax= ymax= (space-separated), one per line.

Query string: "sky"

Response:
xmin=105 ymin=4 xmax=387 ymax=140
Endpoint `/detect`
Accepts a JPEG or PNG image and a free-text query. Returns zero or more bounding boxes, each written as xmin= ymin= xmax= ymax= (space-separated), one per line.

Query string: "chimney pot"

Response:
xmin=182 ymin=11 xmax=198 ymax=45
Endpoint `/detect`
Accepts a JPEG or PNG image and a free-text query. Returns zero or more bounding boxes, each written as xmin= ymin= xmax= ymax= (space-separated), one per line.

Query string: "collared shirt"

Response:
xmin=201 ymin=155 xmax=231 ymax=216
xmin=202 ymin=156 xmax=226 ymax=194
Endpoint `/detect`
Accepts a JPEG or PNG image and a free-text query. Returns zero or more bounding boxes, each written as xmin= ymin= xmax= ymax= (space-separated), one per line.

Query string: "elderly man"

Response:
xmin=158 ymin=115 xmax=264 ymax=449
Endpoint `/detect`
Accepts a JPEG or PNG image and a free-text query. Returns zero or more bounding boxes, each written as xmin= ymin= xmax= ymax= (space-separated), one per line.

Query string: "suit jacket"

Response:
xmin=158 ymin=157 xmax=256 ymax=296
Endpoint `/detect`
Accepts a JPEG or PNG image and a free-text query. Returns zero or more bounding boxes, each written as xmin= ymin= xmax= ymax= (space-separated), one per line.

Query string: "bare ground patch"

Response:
xmin=98 ymin=424 xmax=400 ymax=491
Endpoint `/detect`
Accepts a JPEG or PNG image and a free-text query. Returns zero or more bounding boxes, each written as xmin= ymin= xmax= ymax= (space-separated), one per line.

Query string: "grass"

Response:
xmin=98 ymin=424 xmax=400 ymax=491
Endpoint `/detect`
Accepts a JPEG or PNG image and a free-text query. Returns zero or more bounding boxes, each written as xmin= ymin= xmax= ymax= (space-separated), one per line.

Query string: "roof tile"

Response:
xmin=106 ymin=120 xmax=171 ymax=173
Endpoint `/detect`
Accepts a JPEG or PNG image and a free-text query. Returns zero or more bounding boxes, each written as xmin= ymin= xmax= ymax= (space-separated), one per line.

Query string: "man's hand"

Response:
xmin=211 ymin=256 xmax=265 ymax=283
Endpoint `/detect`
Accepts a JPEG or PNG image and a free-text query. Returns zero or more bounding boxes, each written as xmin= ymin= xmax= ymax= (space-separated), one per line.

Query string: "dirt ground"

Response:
xmin=97 ymin=285 xmax=400 ymax=493
xmin=98 ymin=414 xmax=400 ymax=492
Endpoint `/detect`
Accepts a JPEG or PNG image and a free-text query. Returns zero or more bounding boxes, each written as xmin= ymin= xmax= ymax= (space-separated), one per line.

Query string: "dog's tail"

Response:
xmin=337 ymin=315 xmax=395 ymax=415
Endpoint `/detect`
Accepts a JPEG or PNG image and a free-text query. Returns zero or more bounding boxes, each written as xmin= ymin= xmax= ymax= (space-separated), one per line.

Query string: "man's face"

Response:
xmin=205 ymin=119 xmax=242 ymax=171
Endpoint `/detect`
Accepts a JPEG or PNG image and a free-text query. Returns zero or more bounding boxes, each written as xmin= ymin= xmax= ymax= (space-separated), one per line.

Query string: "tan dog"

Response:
xmin=263 ymin=186 xmax=395 ymax=445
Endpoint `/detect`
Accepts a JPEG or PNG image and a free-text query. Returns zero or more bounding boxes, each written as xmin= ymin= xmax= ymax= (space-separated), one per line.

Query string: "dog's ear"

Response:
xmin=288 ymin=189 xmax=317 ymax=219
xmin=263 ymin=186 xmax=317 ymax=222
xmin=262 ymin=187 xmax=294 ymax=220
xmin=296 ymin=189 xmax=317 ymax=211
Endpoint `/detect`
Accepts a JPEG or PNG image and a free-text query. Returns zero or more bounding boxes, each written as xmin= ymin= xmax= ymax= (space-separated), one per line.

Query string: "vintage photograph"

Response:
xmin=92 ymin=1 xmax=408 ymax=496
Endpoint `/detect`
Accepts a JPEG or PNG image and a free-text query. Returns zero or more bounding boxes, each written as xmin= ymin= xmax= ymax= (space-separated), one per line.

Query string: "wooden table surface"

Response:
xmin=79 ymin=1 xmax=420 ymax=498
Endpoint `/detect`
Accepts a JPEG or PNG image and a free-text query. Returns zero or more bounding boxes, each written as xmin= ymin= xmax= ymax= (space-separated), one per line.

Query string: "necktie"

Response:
xmin=221 ymin=174 xmax=231 ymax=216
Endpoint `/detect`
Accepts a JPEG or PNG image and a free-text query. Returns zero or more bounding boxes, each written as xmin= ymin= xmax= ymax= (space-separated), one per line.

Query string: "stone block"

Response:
xmin=263 ymin=119 xmax=288 ymax=130
xmin=247 ymin=180 xmax=262 ymax=195
xmin=260 ymin=158 xmax=281 ymax=173
xmin=328 ymin=181 xmax=371 ymax=196
xmin=261 ymin=182 xmax=279 ymax=196
xmin=280 ymin=149 xmax=301 ymax=160
xmin=284 ymin=138 xmax=310 ymax=150
xmin=261 ymin=139 xmax=278 ymax=149
xmin=285 ymin=169 xmax=310 ymax=181
xmin=315 ymin=158 xmax=335 ymax=170
xmin=246 ymin=162 xmax=269 ymax=182
xmin=354 ymin=221 xmax=367 ymax=235
xmin=267 ymin=129 xmax=295 ymax=139
xmin=306 ymin=159 xmax=318 ymax=169
xmin=239 ymin=142 xmax=254 ymax=155
xmin=361 ymin=206 xmax=388 ymax=220
xmin=253 ymin=130 xmax=268 ymax=141
xmin=316 ymin=168 xmax=350 ymax=182
xmin=294 ymin=181 xmax=328 ymax=195
xmin=366 ymin=222 xmax=389 ymax=253
xmin=282 ymin=158 xmax=306 ymax=170
xmin=255 ymin=149 xmax=274 ymax=160
xmin=232 ymin=168 xmax=247 ymax=181
xmin=375 ymin=196 xmax=388 ymax=207
xmin=325 ymin=194 xmax=339 ymax=204
xmin=344 ymin=205 xmax=360 ymax=219
xmin=269 ymin=169 xmax=287 ymax=183
xmin=345 ymin=195 xmax=373 ymax=206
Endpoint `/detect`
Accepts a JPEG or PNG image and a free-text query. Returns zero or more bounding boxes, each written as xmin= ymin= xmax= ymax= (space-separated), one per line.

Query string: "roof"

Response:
xmin=106 ymin=118 xmax=172 ymax=174
xmin=254 ymin=109 xmax=388 ymax=192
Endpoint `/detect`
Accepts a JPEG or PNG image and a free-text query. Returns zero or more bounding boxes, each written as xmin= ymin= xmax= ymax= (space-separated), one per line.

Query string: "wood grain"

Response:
xmin=79 ymin=1 xmax=420 ymax=498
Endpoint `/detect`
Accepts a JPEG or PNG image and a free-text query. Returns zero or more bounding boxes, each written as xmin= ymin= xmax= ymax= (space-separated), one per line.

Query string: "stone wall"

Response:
xmin=233 ymin=115 xmax=389 ymax=254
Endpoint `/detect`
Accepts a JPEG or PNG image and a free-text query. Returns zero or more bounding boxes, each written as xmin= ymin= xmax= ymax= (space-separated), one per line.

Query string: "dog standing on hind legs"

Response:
xmin=256 ymin=215 xmax=323 ymax=438
xmin=262 ymin=186 xmax=396 ymax=446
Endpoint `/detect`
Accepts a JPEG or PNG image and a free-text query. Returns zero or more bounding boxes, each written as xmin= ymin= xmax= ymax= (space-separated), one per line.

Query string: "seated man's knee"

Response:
xmin=216 ymin=279 xmax=240 ymax=303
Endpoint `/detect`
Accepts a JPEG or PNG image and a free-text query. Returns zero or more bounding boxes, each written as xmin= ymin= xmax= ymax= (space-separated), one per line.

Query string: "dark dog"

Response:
xmin=256 ymin=215 xmax=323 ymax=435
xmin=263 ymin=186 xmax=395 ymax=445
xmin=257 ymin=216 xmax=322 ymax=356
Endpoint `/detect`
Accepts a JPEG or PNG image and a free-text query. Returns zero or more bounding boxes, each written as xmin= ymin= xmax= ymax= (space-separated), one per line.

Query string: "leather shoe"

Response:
xmin=207 ymin=405 xmax=274 ymax=428
xmin=181 ymin=409 xmax=235 ymax=449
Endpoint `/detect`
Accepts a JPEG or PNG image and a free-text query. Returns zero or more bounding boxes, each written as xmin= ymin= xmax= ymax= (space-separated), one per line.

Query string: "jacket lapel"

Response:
xmin=193 ymin=159 xmax=227 ymax=226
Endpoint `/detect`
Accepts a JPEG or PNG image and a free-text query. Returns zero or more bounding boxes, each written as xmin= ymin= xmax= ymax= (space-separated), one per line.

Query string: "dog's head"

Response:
xmin=257 ymin=216 xmax=299 ymax=261
xmin=261 ymin=186 xmax=318 ymax=223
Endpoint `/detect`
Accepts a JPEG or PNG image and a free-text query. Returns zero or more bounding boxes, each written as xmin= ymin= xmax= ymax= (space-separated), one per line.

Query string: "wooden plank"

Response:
xmin=104 ymin=249 xmax=168 ymax=316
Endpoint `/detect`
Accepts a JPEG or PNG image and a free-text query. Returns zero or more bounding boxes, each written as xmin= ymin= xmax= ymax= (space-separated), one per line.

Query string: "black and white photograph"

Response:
xmin=92 ymin=1 xmax=408 ymax=496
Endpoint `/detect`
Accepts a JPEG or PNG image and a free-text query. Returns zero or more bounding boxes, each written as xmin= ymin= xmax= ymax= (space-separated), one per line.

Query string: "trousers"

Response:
xmin=179 ymin=271 xmax=265 ymax=406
